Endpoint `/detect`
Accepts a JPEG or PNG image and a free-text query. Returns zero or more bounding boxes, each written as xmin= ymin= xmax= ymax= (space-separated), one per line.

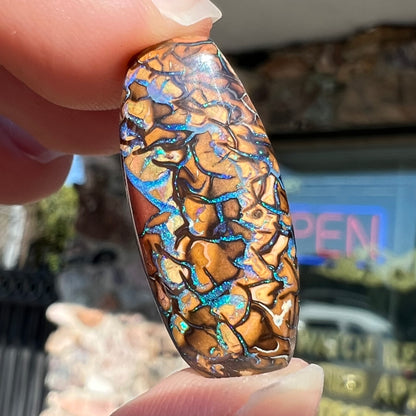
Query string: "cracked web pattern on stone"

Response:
xmin=120 ymin=39 xmax=299 ymax=377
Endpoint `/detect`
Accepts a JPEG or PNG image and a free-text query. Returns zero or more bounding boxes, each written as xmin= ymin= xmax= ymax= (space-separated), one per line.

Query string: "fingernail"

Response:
xmin=0 ymin=115 xmax=65 ymax=163
xmin=269 ymin=364 xmax=324 ymax=393
xmin=152 ymin=0 xmax=222 ymax=26
xmin=235 ymin=364 xmax=324 ymax=416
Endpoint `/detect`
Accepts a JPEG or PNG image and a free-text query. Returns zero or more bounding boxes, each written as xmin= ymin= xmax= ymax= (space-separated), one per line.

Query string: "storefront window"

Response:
xmin=278 ymin=135 xmax=416 ymax=416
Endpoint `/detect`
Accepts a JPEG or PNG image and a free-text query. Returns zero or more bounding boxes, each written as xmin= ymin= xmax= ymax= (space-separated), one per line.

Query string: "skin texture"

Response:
xmin=0 ymin=1 xmax=324 ymax=413
xmin=111 ymin=359 xmax=323 ymax=416
xmin=0 ymin=0 xmax=211 ymax=203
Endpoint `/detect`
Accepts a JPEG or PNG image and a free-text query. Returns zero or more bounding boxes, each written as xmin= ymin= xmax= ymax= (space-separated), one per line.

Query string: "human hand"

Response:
xmin=0 ymin=0 xmax=218 ymax=203
xmin=111 ymin=359 xmax=323 ymax=416
xmin=1 ymin=1 xmax=324 ymax=414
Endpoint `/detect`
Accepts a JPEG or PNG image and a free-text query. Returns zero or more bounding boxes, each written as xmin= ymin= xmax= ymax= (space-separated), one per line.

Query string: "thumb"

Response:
xmin=0 ymin=0 xmax=221 ymax=110
xmin=111 ymin=359 xmax=324 ymax=416
xmin=235 ymin=364 xmax=324 ymax=416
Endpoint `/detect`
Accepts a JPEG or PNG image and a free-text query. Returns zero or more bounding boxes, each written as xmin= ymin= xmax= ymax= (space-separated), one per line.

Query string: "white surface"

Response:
xmin=211 ymin=0 xmax=416 ymax=51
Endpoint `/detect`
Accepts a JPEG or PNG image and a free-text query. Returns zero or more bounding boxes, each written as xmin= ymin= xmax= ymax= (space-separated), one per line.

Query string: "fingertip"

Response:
xmin=111 ymin=359 xmax=323 ymax=416
xmin=235 ymin=364 xmax=324 ymax=416
xmin=0 ymin=153 xmax=73 ymax=205
xmin=0 ymin=69 xmax=120 ymax=155
xmin=0 ymin=117 xmax=73 ymax=204
xmin=0 ymin=0 xmax=216 ymax=110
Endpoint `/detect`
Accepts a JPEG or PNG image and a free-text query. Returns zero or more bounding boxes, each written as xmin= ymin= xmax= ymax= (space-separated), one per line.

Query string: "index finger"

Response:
xmin=0 ymin=0 xmax=217 ymax=110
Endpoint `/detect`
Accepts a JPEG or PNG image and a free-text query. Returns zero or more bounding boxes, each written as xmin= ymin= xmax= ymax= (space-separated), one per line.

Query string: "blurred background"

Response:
xmin=1 ymin=1 xmax=416 ymax=415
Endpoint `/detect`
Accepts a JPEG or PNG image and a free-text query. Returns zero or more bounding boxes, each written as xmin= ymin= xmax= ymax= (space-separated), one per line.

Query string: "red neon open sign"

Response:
xmin=291 ymin=205 xmax=386 ymax=263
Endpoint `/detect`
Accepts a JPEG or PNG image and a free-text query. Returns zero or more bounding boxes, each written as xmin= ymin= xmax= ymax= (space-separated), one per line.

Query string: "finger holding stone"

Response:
xmin=0 ymin=0 xmax=220 ymax=110
xmin=111 ymin=360 xmax=324 ymax=416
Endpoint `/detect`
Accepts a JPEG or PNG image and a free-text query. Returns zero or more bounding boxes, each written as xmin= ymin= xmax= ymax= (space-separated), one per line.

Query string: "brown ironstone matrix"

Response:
xmin=120 ymin=37 xmax=299 ymax=377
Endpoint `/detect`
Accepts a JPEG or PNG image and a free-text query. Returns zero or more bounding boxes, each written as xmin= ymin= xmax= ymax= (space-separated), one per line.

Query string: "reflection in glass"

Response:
xmin=278 ymin=136 xmax=416 ymax=415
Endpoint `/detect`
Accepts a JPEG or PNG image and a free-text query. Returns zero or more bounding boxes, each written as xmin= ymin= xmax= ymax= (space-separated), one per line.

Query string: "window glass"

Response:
xmin=278 ymin=136 xmax=416 ymax=416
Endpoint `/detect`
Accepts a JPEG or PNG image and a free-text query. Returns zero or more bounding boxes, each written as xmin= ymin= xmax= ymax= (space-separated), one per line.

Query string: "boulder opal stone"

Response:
xmin=120 ymin=37 xmax=299 ymax=377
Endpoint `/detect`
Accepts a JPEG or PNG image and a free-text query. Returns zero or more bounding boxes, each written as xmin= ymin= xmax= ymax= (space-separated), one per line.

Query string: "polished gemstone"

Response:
xmin=120 ymin=37 xmax=299 ymax=377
